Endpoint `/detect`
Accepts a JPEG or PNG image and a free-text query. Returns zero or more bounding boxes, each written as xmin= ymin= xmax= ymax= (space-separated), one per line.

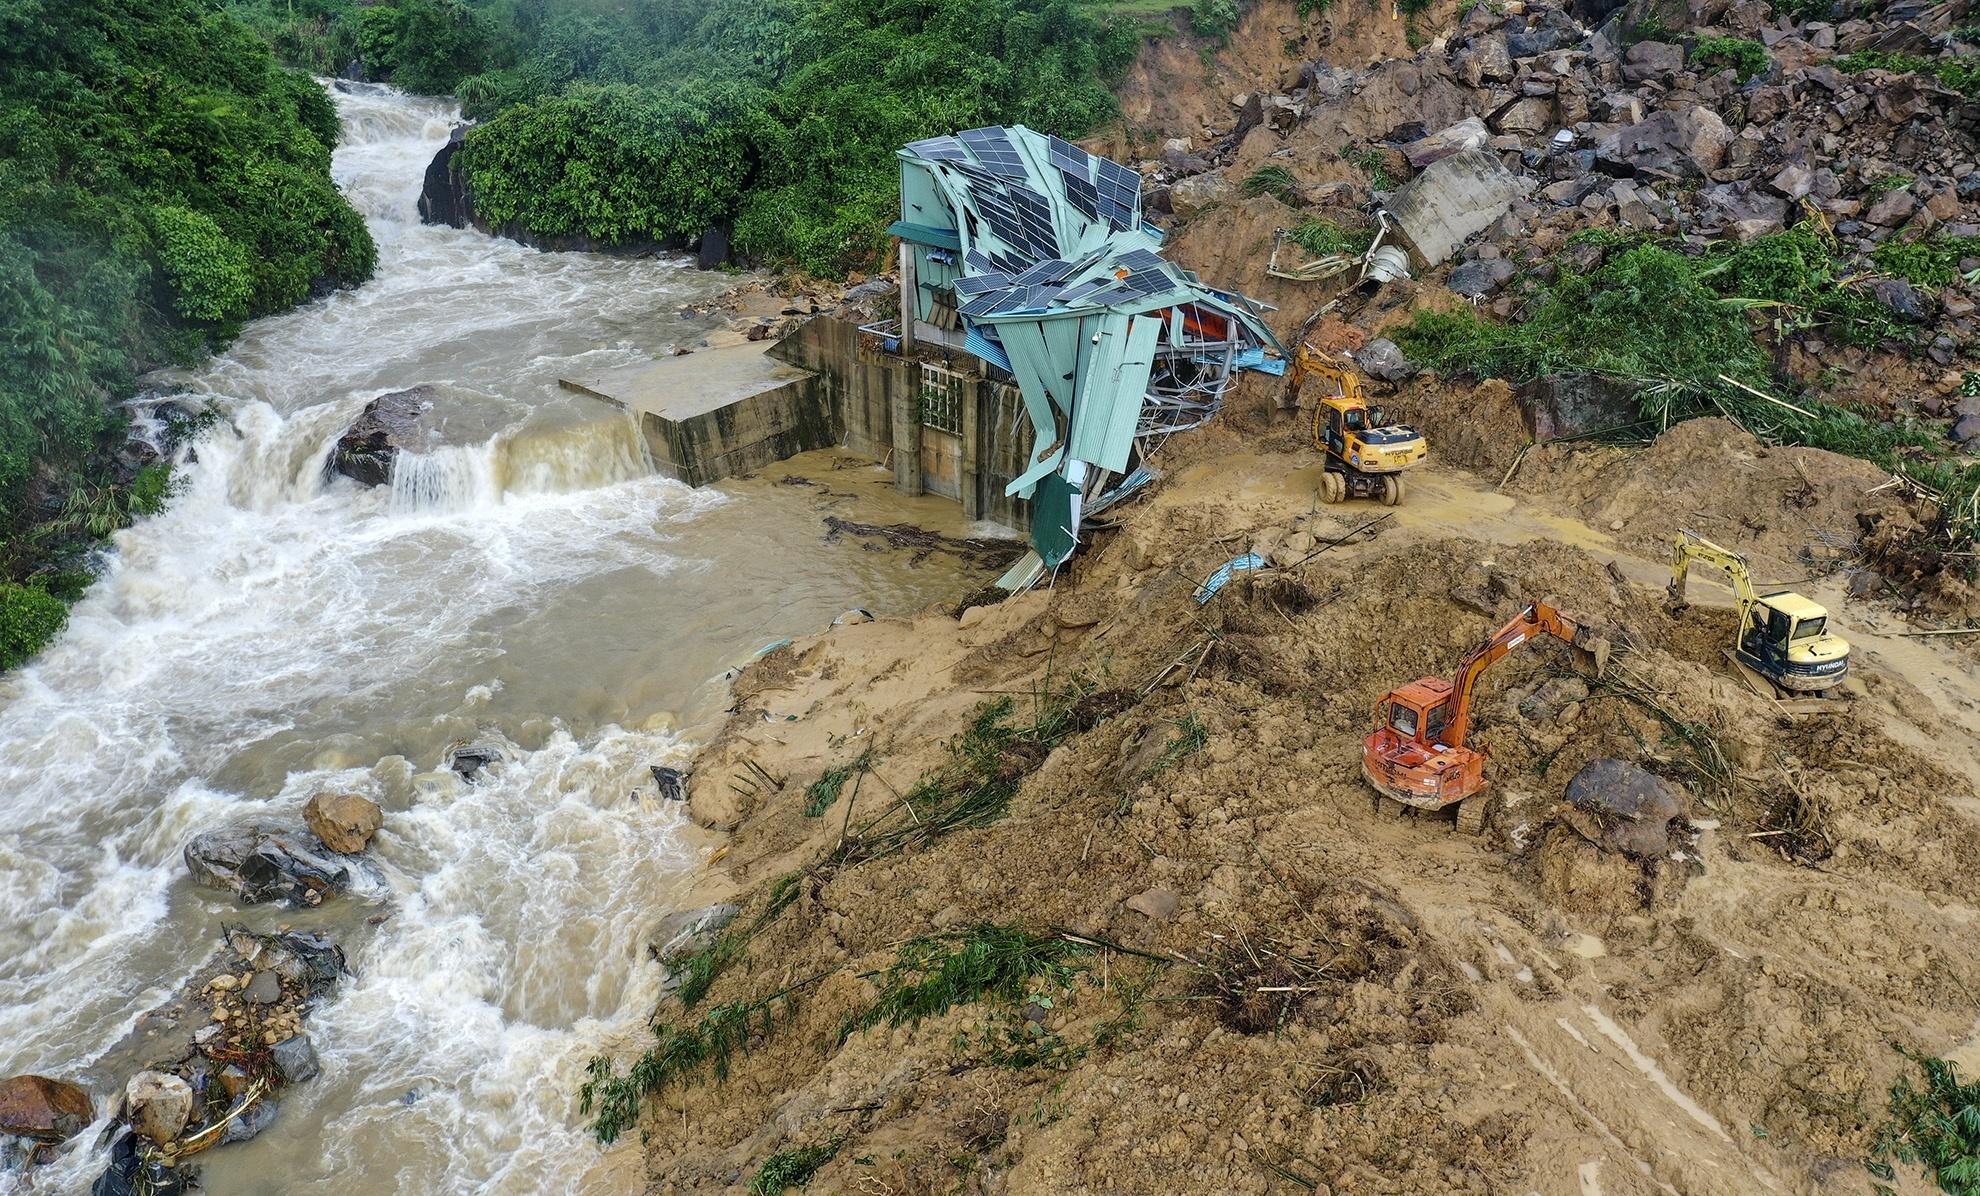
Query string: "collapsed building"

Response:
xmin=891 ymin=126 xmax=1285 ymax=575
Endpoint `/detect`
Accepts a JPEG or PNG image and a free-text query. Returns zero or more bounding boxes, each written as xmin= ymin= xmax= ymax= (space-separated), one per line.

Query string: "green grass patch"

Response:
xmin=1691 ymin=36 xmax=1770 ymax=82
xmin=1240 ymin=165 xmax=1302 ymax=205
xmin=750 ymin=1136 xmax=847 ymax=1194
xmin=1868 ymin=1049 xmax=1980 ymax=1194
xmin=1873 ymin=235 xmax=1980 ymax=288
xmin=1289 ymin=218 xmax=1374 ymax=260
xmin=831 ymin=687 xmax=1120 ymax=866
xmin=842 ymin=925 xmax=1093 ymax=1042
xmin=1149 ymin=713 xmax=1209 ymax=775
xmin=803 ymin=752 xmax=872 ymax=817
xmin=1341 ymin=146 xmax=1394 ymax=191
xmin=581 ymin=985 xmax=808 ymax=1144
xmin=1834 ymin=49 xmax=1980 ymax=96
xmin=667 ymin=872 xmax=803 ymax=1008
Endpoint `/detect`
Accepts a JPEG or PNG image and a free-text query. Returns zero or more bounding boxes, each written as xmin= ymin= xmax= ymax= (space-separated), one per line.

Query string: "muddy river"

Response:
xmin=0 ymin=83 xmax=998 ymax=1194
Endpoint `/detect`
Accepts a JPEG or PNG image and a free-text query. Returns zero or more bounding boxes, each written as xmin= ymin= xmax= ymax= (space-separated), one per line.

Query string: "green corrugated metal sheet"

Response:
xmin=888 ymin=220 xmax=961 ymax=250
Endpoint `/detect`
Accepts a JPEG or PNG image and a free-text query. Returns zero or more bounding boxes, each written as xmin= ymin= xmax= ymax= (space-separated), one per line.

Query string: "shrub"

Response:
xmin=1873 ymin=235 xmax=1980 ymax=288
xmin=749 ymin=1137 xmax=846 ymax=1195
xmin=1289 ymin=218 xmax=1374 ymax=259
xmin=0 ymin=584 xmax=68 ymax=671
xmin=1691 ymin=36 xmax=1771 ymax=82
xmin=1240 ymin=165 xmax=1302 ymax=204
xmin=1190 ymin=0 xmax=1241 ymax=41
xmin=1868 ymin=1049 xmax=1980 ymax=1194
xmin=149 ymin=207 xmax=253 ymax=331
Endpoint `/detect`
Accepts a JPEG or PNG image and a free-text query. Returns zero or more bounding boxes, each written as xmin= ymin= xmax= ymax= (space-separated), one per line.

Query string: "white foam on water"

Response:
xmin=0 ymin=80 xmax=740 ymax=1196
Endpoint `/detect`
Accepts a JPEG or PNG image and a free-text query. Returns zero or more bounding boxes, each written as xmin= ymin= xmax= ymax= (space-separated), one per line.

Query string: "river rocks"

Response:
xmin=124 ymin=1072 xmax=192 ymax=1146
xmin=0 ymin=1074 xmax=92 ymax=1149
xmin=650 ymin=765 xmax=688 ymax=801
xmin=268 ymin=1036 xmax=321 ymax=1085
xmin=303 ymin=791 xmax=383 ymax=854
xmin=184 ymin=818 xmax=350 ymax=906
xmin=446 ymin=740 xmax=505 ymax=782
xmin=326 ymin=386 xmax=435 ymax=488
xmin=417 ymin=125 xmax=474 ymax=229
xmin=91 ymin=1131 xmax=195 ymax=1196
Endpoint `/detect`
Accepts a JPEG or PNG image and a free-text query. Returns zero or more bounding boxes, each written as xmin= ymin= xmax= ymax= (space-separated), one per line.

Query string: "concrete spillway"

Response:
xmin=557 ymin=342 xmax=835 ymax=486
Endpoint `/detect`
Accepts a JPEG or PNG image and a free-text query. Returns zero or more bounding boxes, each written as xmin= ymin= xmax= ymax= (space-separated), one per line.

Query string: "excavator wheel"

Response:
xmin=1321 ymin=471 xmax=1346 ymax=504
xmin=1454 ymin=796 xmax=1488 ymax=836
xmin=1380 ymin=475 xmax=1404 ymax=507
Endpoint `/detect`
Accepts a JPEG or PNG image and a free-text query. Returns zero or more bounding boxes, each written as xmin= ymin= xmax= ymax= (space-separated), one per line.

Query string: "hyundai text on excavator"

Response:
xmin=1278 ymin=342 xmax=1427 ymax=506
xmin=1666 ymin=530 xmax=1851 ymax=707
xmin=1362 ymin=601 xmax=1611 ymax=832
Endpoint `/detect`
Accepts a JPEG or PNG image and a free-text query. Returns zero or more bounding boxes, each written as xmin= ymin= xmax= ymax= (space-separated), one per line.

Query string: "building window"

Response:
xmin=918 ymin=362 xmax=967 ymax=434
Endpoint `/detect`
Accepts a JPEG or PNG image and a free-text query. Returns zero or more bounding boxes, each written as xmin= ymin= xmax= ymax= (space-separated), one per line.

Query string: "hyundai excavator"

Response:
xmin=1362 ymin=601 xmax=1611 ymax=832
xmin=1278 ymin=343 xmax=1427 ymax=506
xmin=1666 ymin=531 xmax=1851 ymax=706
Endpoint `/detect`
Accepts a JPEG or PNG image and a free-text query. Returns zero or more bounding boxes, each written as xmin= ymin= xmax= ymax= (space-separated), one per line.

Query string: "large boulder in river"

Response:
xmin=325 ymin=386 xmax=434 ymax=488
xmin=184 ymin=819 xmax=351 ymax=906
xmin=303 ymin=792 xmax=383 ymax=854
xmin=0 ymin=1074 xmax=92 ymax=1144
xmin=417 ymin=124 xmax=474 ymax=229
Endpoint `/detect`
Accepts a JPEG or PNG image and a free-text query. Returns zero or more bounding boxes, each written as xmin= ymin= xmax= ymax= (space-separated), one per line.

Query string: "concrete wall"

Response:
xmin=641 ymin=375 xmax=836 ymax=487
xmin=771 ymin=316 xmax=1034 ymax=530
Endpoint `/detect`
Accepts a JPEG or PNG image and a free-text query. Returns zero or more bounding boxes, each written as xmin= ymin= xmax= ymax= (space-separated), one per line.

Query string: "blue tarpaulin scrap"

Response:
xmin=1233 ymin=347 xmax=1287 ymax=375
xmin=1195 ymin=553 xmax=1266 ymax=604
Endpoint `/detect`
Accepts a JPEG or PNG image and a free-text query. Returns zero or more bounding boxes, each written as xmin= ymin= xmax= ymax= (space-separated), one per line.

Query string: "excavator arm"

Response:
xmin=1443 ymin=602 xmax=1611 ymax=748
xmin=1668 ymin=530 xmax=1760 ymax=614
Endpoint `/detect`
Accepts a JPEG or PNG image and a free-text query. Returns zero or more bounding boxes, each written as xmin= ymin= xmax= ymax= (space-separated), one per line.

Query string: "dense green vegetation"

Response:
xmin=1690 ymin=35 xmax=1770 ymax=82
xmin=1834 ymin=48 xmax=1980 ymax=97
xmin=0 ymin=0 xmax=375 ymax=668
xmin=231 ymin=0 xmax=1140 ymax=276
xmin=1869 ymin=1049 xmax=1980 ymax=1195
xmin=1397 ymin=227 xmax=1980 ymax=564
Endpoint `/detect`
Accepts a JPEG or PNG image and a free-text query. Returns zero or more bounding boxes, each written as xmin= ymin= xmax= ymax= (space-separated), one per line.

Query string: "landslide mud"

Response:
xmin=620 ymin=403 xmax=1980 ymax=1195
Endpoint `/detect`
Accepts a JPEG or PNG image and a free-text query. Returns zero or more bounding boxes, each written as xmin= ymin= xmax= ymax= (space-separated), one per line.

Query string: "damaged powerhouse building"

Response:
xmin=890 ymin=126 xmax=1285 ymax=576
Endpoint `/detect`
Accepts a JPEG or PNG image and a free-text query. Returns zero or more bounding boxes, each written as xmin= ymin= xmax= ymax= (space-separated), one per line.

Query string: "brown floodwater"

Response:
xmin=0 ymin=84 xmax=1003 ymax=1196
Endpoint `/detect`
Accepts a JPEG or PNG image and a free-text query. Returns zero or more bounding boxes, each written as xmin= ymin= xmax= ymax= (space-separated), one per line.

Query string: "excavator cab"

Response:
xmin=1740 ymin=592 xmax=1848 ymax=691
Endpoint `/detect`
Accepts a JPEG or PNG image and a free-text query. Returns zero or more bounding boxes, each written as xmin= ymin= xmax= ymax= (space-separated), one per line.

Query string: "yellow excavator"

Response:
xmin=1666 ymin=531 xmax=1851 ymax=705
xmin=1279 ymin=344 xmax=1427 ymax=506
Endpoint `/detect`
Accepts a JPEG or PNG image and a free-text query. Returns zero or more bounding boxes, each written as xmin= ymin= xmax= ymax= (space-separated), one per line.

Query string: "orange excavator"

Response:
xmin=1362 ymin=601 xmax=1611 ymax=832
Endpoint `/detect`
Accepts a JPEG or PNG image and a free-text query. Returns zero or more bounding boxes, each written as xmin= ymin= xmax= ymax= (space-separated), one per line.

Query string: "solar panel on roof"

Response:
xmin=1060 ymin=171 xmax=1100 ymax=221
xmin=1121 ymin=267 xmax=1171 ymax=297
xmin=964 ymin=250 xmax=996 ymax=272
xmin=1052 ymin=279 xmax=1111 ymax=306
xmin=1048 ymin=135 xmax=1090 ymax=177
xmin=907 ymin=135 xmax=968 ymax=162
xmin=953 ymin=273 xmax=1014 ymax=297
xmin=958 ymin=127 xmax=1027 ymax=179
xmin=1011 ymin=259 xmax=1074 ymax=286
xmin=1114 ymin=248 xmax=1164 ymax=272
xmin=959 ymin=290 xmax=1009 ymax=318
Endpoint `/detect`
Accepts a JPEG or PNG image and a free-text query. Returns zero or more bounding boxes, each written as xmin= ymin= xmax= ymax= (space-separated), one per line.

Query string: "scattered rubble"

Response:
xmin=90 ymin=925 xmax=345 ymax=1193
